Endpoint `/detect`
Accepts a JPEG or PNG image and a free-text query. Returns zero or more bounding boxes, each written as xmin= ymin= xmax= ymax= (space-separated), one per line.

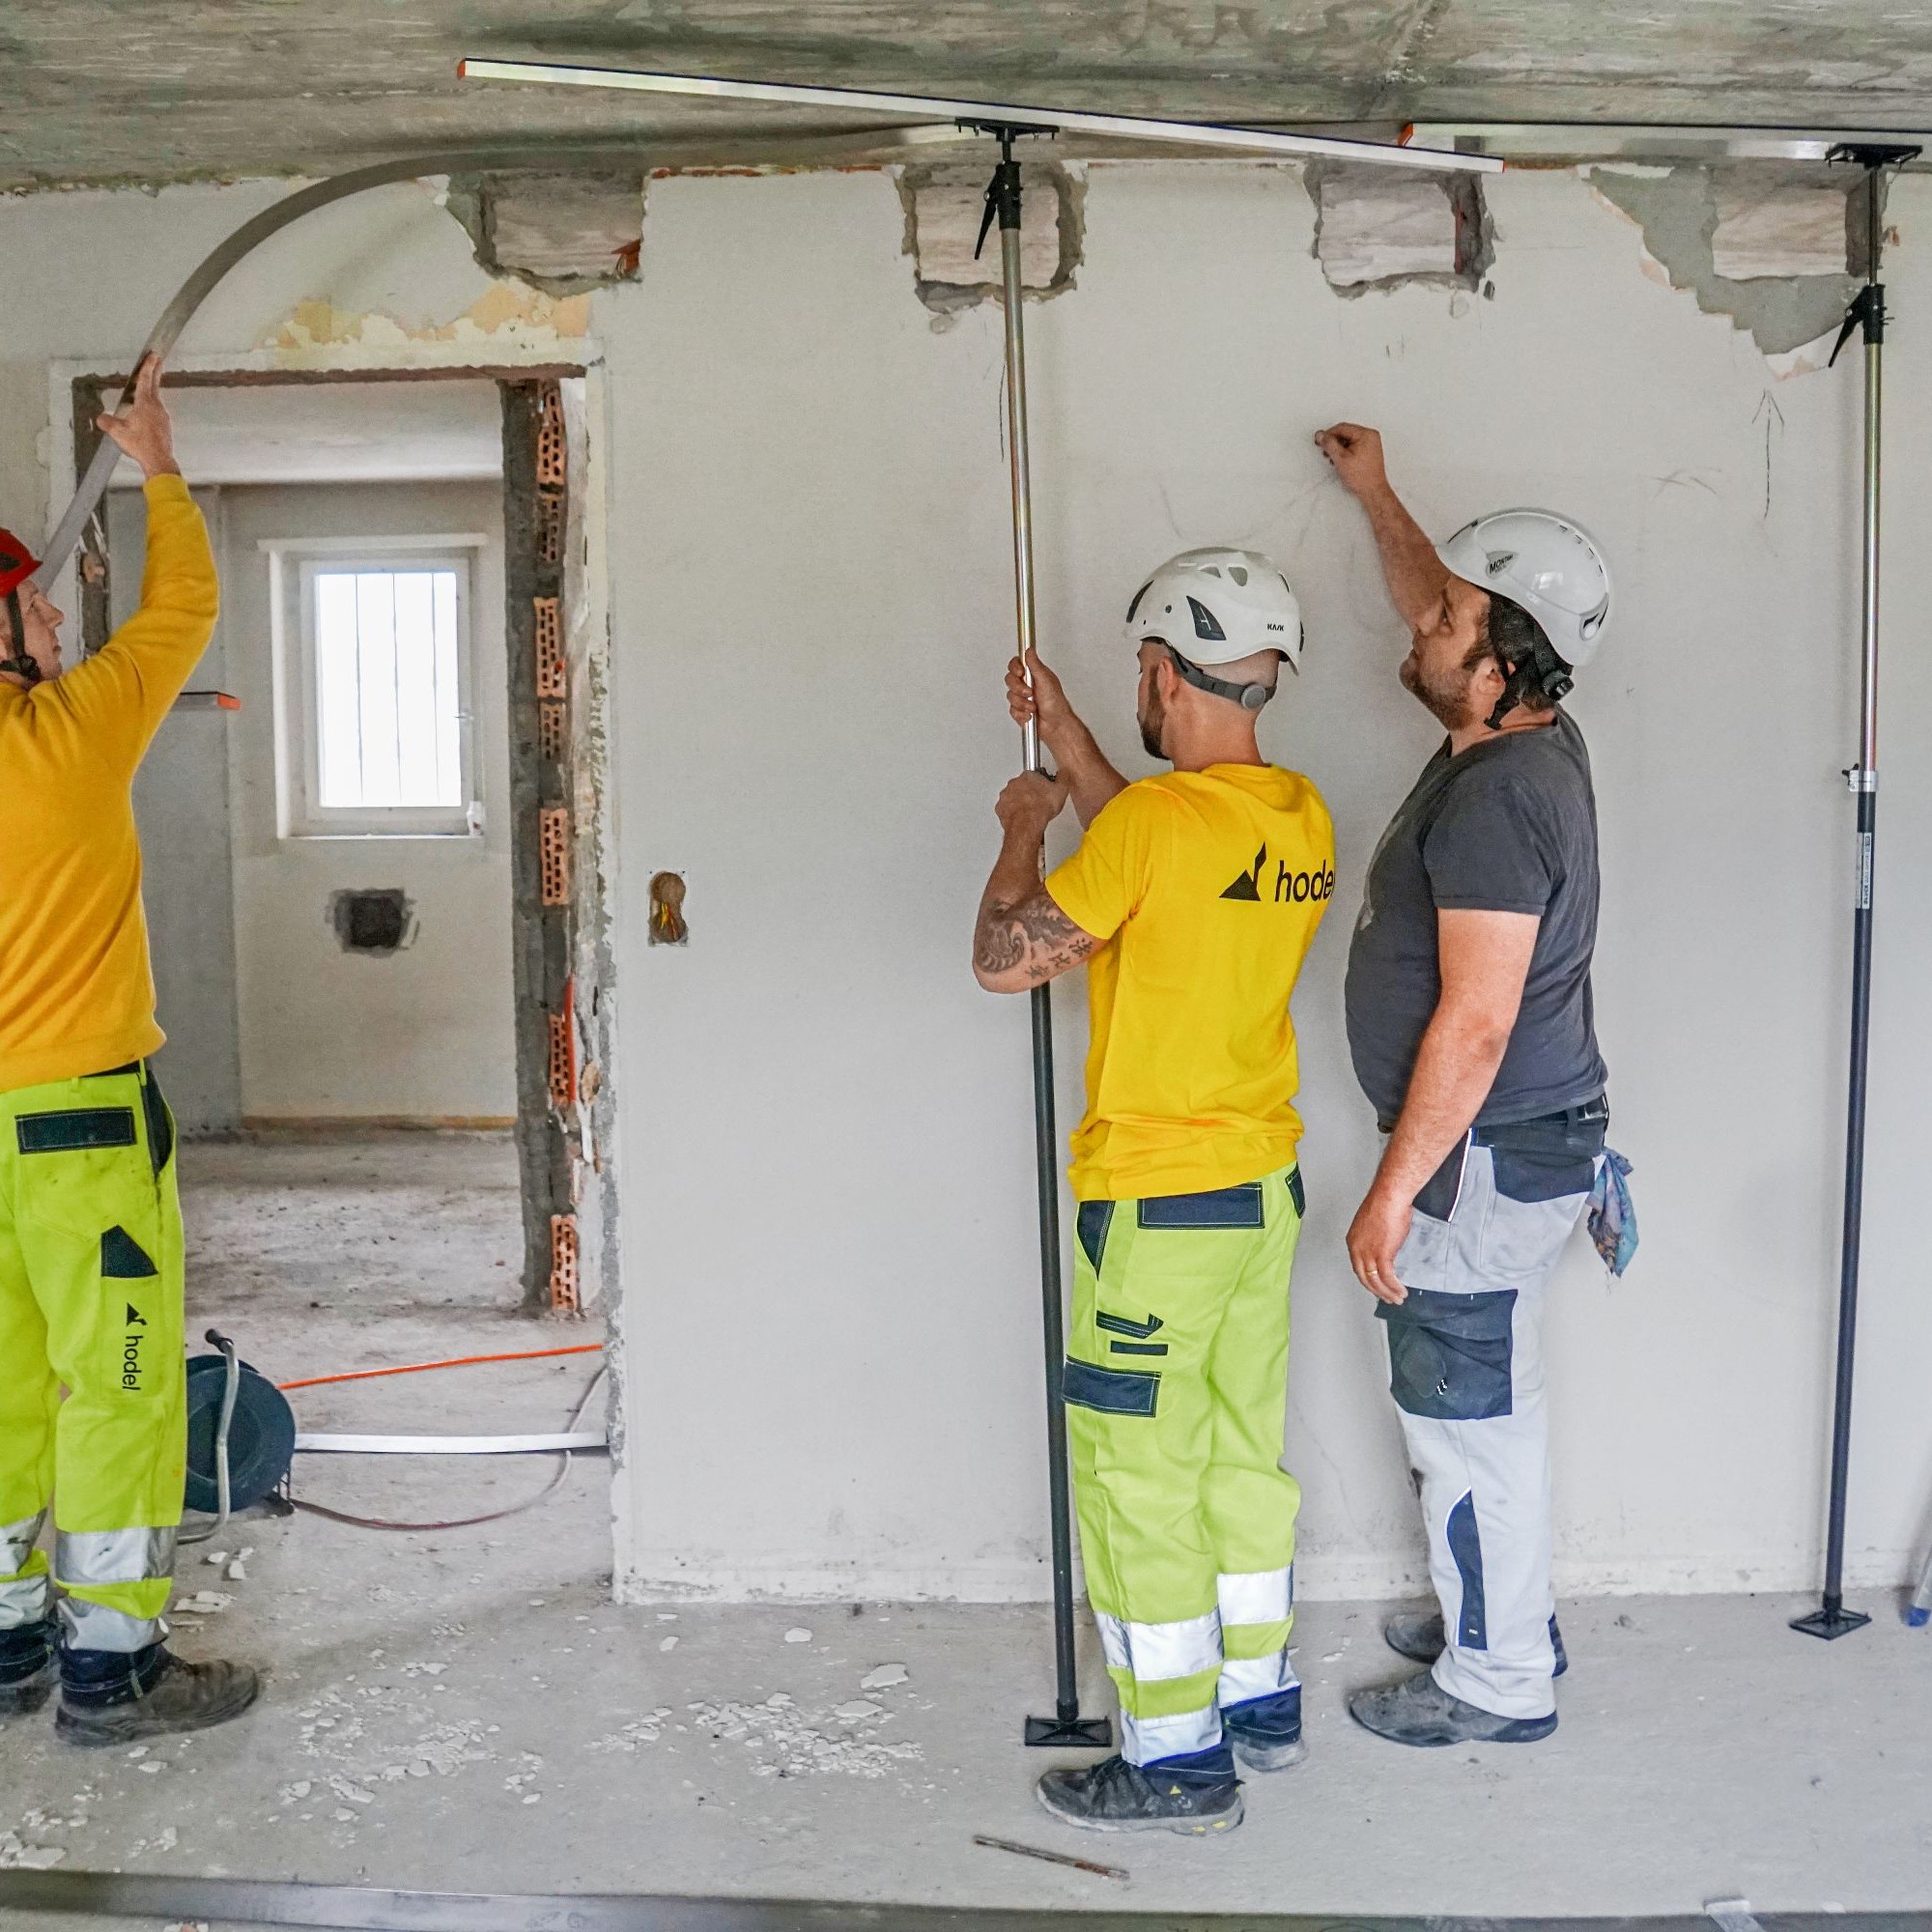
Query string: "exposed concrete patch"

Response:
xmin=1713 ymin=182 xmax=1852 ymax=281
xmin=1587 ymin=164 xmax=1864 ymax=356
xmin=1307 ymin=160 xmax=1492 ymax=295
xmin=895 ymin=162 xmax=1082 ymax=313
xmin=264 ymin=285 xmax=592 ymax=365
xmin=446 ymin=172 xmax=646 ymax=297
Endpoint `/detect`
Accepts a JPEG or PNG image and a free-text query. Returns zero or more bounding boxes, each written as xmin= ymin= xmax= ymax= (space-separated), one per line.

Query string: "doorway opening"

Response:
xmin=78 ymin=362 xmax=616 ymax=1531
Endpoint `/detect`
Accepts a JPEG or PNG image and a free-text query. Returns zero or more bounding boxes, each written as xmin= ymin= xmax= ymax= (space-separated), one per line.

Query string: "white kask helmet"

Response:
xmin=1123 ymin=547 xmax=1304 ymax=711
xmin=1435 ymin=509 xmax=1612 ymax=671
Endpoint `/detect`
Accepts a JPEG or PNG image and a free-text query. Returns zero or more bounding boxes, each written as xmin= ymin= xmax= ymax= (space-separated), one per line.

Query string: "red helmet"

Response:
xmin=0 ymin=527 xmax=43 ymax=681
xmin=0 ymin=527 xmax=39 ymax=599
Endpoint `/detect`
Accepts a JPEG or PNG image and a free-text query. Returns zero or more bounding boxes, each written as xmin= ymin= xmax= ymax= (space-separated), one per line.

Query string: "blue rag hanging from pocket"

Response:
xmin=1587 ymin=1149 xmax=1637 ymax=1276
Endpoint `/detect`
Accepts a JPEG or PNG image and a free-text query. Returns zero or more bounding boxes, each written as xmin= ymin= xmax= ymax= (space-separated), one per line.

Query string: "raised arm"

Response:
xmin=1345 ymin=907 xmax=1540 ymax=1303
xmin=1314 ymin=423 xmax=1450 ymax=634
xmin=52 ymin=358 xmax=218 ymax=766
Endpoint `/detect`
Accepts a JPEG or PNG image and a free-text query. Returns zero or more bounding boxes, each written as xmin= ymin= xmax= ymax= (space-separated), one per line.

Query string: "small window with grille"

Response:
xmin=268 ymin=537 xmax=486 ymax=838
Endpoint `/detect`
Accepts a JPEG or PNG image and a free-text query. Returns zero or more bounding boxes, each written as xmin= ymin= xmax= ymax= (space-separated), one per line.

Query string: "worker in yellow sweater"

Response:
xmin=0 ymin=356 xmax=257 ymax=1745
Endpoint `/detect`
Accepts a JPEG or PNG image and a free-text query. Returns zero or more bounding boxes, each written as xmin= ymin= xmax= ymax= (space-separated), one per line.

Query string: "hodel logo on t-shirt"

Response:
xmin=1219 ymin=843 xmax=1335 ymax=906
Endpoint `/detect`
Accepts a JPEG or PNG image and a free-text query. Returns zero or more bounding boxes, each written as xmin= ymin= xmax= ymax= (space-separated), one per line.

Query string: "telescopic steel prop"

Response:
xmin=972 ymin=128 xmax=1111 ymax=1750
xmin=1791 ymin=139 xmax=1921 ymax=1644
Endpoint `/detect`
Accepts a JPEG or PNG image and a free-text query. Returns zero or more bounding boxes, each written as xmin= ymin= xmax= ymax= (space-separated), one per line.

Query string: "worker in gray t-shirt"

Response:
xmin=1315 ymin=420 xmax=1619 ymax=1750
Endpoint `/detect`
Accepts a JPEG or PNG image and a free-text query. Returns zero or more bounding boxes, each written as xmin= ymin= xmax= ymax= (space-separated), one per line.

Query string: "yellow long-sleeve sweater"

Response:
xmin=0 ymin=476 xmax=219 ymax=1092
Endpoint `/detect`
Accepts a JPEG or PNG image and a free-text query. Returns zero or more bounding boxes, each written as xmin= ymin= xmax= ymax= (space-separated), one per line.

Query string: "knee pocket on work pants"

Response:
xmin=1378 ymin=1288 xmax=1517 ymax=1421
xmin=15 ymin=1157 xmax=176 ymax=1409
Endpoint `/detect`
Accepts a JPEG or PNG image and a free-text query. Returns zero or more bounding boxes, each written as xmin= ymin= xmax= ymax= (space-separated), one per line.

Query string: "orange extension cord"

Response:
xmin=278 ymin=1343 xmax=604 ymax=1392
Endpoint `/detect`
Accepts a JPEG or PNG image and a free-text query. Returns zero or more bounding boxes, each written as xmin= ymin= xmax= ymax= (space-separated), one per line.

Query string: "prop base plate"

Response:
xmin=1790 ymin=1603 xmax=1872 ymax=1641
xmin=1024 ymin=1713 xmax=1114 ymax=1748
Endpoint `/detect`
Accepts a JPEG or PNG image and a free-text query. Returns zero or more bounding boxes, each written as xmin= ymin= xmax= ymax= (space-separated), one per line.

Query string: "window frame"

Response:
xmin=265 ymin=533 xmax=489 ymax=840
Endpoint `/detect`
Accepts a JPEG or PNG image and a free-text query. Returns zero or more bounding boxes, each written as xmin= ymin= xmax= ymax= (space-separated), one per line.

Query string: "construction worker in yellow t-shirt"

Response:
xmin=0 ymin=356 xmax=258 ymax=1745
xmin=973 ymin=548 xmax=1335 ymax=1835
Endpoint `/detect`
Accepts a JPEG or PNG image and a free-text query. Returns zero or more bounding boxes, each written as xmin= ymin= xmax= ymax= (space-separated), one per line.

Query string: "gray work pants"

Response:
xmin=1380 ymin=1115 xmax=1603 ymax=1721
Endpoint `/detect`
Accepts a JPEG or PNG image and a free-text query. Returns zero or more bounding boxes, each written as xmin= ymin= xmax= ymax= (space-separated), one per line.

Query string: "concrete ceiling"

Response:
xmin=7 ymin=3 xmax=1932 ymax=194
xmin=103 ymin=381 xmax=503 ymax=488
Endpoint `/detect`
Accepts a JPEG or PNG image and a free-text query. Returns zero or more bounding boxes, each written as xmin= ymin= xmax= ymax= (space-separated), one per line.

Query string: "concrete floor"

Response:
xmin=1 ymin=1135 xmax=1929 ymax=1919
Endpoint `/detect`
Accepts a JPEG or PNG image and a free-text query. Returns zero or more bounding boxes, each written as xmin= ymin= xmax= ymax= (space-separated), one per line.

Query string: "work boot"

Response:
xmin=1384 ymin=1606 xmax=1568 ymax=1677
xmin=1037 ymin=1746 xmax=1243 ymax=1835
xmin=1348 ymin=1668 xmax=1555 ymax=1747
xmin=1222 ymin=1686 xmax=1306 ymax=1772
xmin=0 ymin=1618 xmax=58 ymax=1719
xmin=56 ymin=1641 xmax=260 ymax=1747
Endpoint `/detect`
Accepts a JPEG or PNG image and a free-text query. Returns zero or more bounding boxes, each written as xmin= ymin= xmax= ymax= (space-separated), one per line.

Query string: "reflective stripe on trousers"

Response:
xmin=0 ymin=1509 xmax=49 ymax=1630
xmin=1215 ymin=1565 xmax=1296 ymax=1707
xmin=56 ymin=1526 xmax=177 ymax=1652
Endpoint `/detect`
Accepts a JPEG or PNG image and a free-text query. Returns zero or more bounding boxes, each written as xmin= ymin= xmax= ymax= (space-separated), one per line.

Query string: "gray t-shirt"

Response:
xmin=1345 ymin=708 xmax=1606 ymax=1128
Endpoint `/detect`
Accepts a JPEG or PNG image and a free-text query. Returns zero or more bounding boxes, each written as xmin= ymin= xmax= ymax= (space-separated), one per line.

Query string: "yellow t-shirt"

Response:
xmin=0 ymin=477 xmax=219 ymax=1093
xmin=1045 ymin=763 xmax=1335 ymax=1202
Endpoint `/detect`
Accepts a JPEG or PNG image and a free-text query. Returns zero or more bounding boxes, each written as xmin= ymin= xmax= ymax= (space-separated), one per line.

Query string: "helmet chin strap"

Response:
xmin=1163 ymin=644 xmax=1274 ymax=713
xmin=1484 ymin=640 xmax=1574 ymax=731
xmin=0 ymin=588 xmax=39 ymax=685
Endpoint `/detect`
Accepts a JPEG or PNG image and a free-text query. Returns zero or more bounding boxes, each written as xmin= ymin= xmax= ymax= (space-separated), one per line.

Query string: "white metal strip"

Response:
xmin=1406 ymin=123 xmax=1932 ymax=164
xmin=295 ymin=1432 xmax=607 ymax=1456
xmin=457 ymin=60 xmax=1502 ymax=174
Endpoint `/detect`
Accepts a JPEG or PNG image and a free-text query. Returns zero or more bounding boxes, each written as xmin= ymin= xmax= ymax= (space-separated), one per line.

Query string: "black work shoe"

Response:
xmin=1037 ymin=1750 xmax=1243 ymax=1835
xmin=56 ymin=1644 xmax=260 ymax=1747
xmin=1222 ymin=1686 xmax=1306 ymax=1772
xmin=1384 ymin=1607 xmax=1568 ymax=1677
xmin=1348 ymin=1668 xmax=1555 ymax=1747
xmin=0 ymin=1618 xmax=58 ymax=1719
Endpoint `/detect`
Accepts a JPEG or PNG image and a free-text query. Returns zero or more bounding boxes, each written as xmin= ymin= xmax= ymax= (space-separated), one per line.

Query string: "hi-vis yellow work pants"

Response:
xmin=1064 ymin=1162 xmax=1304 ymax=1766
xmin=0 ymin=1065 xmax=185 ymax=1654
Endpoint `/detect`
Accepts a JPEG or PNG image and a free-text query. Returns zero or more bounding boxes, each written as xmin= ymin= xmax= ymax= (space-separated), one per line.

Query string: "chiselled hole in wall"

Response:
xmin=1712 ymin=184 xmax=1851 ymax=280
xmin=329 ymin=888 xmax=414 ymax=956
xmin=1309 ymin=162 xmax=1492 ymax=295
xmin=897 ymin=162 xmax=1084 ymax=314
xmin=1588 ymin=164 xmax=1861 ymax=356
xmin=448 ymin=171 xmax=646 ymax=297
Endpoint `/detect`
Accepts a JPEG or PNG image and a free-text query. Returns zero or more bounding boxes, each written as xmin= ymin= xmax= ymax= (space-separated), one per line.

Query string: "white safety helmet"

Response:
xmin=1122 ymin=548 xmax=1304 ymax=713
xmin=1435 ymin=509 xmax=1612 ymax=672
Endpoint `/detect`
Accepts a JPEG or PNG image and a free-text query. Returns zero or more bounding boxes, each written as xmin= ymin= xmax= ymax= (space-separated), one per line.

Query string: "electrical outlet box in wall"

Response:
xmin=329 ymin=888 xmax=415 ymax=956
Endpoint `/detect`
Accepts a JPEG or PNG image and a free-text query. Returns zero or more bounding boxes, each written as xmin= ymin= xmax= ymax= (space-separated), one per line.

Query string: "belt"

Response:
xmin=1378 ymin=1094 xmax=1607 ymax=1139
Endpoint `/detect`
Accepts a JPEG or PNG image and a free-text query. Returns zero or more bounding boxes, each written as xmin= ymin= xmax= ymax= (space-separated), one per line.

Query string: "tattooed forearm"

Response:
xmin=974 ymin=888 xmax=1099 ymax=990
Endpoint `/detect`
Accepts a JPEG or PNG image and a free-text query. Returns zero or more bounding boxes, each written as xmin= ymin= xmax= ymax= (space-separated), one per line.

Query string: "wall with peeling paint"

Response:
xmin=4 ymin=163 xmax=1931 ymax=1607
xmin=603 ymin=161 xmax=1930 ymax=1605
